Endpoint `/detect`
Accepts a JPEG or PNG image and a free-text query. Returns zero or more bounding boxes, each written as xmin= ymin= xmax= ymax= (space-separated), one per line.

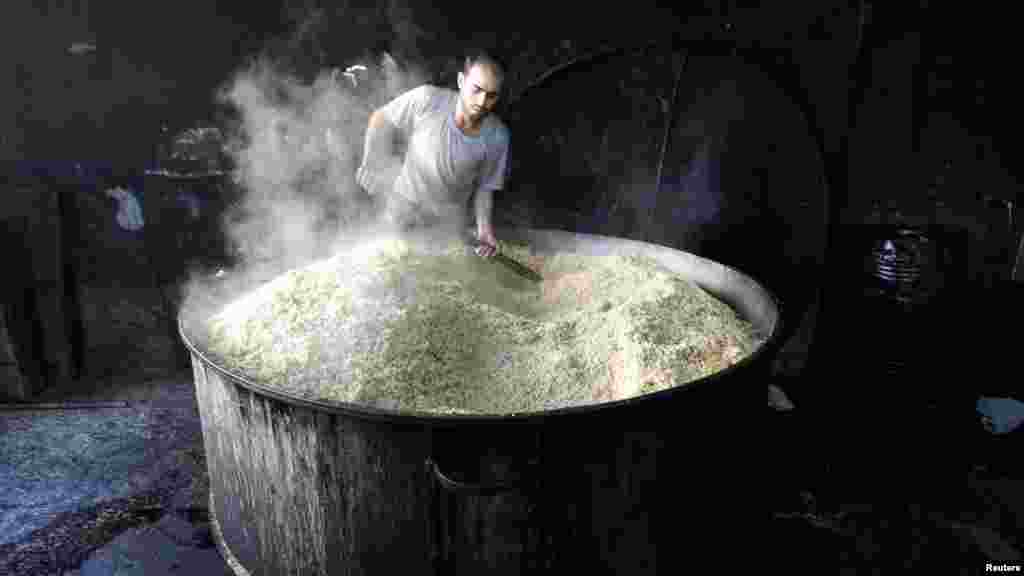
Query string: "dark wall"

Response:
xmin=4 ymin=0 xmax=283 ymax=167
xmin=8 ymin=2 xmax=1014 ymax=210
xmin=3 ymin=1 xmax=851 ymax=178
xmin=842 ymin=4 xmax=1019 ymax=294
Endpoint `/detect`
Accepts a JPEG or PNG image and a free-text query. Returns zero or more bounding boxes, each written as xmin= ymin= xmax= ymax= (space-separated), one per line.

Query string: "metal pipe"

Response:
xmin=57 ymin=178 xmax=85 ymax=380
xmin=509 ymin=40 xmax=673 ymax=106
xmin=805 ymin=0 xmax=870 ymax=377
xmin=1013 ymin=224 xmax=1023 ymax=283
xmin=649 ymin=49 xmax=688 ymax=239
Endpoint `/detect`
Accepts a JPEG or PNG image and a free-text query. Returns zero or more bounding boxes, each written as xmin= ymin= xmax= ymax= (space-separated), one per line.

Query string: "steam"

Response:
xmin=179 ymin=46 xmax=431 ymax=326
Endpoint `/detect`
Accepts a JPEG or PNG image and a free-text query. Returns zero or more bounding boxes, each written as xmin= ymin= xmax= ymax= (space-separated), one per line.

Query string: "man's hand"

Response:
xmin=475 ymin=225 xmax=498 ymax=258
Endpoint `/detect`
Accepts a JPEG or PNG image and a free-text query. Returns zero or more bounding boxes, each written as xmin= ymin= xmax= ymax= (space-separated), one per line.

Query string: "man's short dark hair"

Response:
xmin=463 ymin=48 xmax=507 ymax=81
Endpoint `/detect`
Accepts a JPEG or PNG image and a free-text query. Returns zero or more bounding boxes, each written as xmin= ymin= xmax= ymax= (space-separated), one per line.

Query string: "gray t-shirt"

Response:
xmin=376 ymin=84 xmax=510 ymax=217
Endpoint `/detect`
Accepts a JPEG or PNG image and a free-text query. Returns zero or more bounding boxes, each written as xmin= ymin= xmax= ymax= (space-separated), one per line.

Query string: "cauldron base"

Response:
xmin=208 ymin=491 xmax=251 ymax=576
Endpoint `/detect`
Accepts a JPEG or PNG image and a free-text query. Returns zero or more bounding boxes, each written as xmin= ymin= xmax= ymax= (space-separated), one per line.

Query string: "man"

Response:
xmin=356 ymin=48 xmax=510 ymax=258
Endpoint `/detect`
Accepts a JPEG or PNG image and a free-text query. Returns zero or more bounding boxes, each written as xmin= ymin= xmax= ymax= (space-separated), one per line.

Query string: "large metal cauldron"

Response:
xmin=179 ymin=228 xmax=782 ymax=575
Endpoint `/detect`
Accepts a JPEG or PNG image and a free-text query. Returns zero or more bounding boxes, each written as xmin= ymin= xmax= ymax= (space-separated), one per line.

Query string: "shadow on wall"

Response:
xmin=501 ymin=45 xmax=678 ymax=237
xmin=689 ymin=54 xmax=827 ymax=345
xmin=654 ymin=123 xmax=725 ymax=255
xmin=0 ymin=211 xmax=48 ymax=397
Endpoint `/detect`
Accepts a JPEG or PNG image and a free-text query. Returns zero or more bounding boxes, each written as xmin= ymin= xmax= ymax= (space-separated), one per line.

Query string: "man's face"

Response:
xmin=458 ymin=63 xmax=502 ymax=123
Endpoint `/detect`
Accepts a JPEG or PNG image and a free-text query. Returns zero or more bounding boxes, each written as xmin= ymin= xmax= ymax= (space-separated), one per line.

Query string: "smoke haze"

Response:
xmin=179 ymin=21 xmax=432 ymax=325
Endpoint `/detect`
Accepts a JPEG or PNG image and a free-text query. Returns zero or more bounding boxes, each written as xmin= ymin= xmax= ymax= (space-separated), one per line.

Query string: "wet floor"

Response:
xmin=0 ymin=371 xmax=231 ymax=575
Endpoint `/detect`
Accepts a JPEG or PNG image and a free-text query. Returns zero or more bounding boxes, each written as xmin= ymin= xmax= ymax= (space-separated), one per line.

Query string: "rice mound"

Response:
xmin=201 ymin=235 xmax=763 ymax=415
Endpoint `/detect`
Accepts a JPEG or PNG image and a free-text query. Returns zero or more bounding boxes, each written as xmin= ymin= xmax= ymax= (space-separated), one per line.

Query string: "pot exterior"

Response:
xmin=184 ymin=228 xmax=779 ymax=574
xmin=194 ymin=351 xmax=764 ymax=575
xmin=193 ymin=359 xmax=438 ymax=575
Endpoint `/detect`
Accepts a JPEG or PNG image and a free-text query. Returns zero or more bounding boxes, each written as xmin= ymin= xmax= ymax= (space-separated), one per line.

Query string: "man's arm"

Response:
xmin=356 ymin=110 xmax=401 ymax=196
xmin=473 ymin=187 xmax=498 ymax=258
xmin=475 ymin=187 xmax=495 ymax=237
xmin=363 ymin=110 xmax=397 ymax=163
xmin=473 ymin=125 xmax=510 ymax=257
xmin=357 ymin=85 xmax=432 ymax=196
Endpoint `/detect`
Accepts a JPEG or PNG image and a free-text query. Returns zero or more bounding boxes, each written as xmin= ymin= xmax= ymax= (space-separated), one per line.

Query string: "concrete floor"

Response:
xmin=768 ymin=395 xmax=1024 ymax=572
xmin=1 ymin=371 xmax=232 ymax=576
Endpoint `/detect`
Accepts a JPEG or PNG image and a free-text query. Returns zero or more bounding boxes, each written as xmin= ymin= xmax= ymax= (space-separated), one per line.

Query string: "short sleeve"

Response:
xmin=378 ymin=85 xmax=434 ymax=135
xmin=479 ymin=125 xmax=510 ymax=193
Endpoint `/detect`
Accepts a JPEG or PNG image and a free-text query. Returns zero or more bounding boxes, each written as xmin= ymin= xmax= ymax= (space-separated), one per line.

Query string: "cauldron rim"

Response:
xmin=178 ymin=227 xmax=783 ymax=426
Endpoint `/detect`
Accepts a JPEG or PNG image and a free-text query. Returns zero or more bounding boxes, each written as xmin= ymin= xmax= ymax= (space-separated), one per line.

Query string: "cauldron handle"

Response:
xmin=427 ymin=456 xmax=547 ymax=574
xmin=426 ymin=458 xmax=540 ymax=496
